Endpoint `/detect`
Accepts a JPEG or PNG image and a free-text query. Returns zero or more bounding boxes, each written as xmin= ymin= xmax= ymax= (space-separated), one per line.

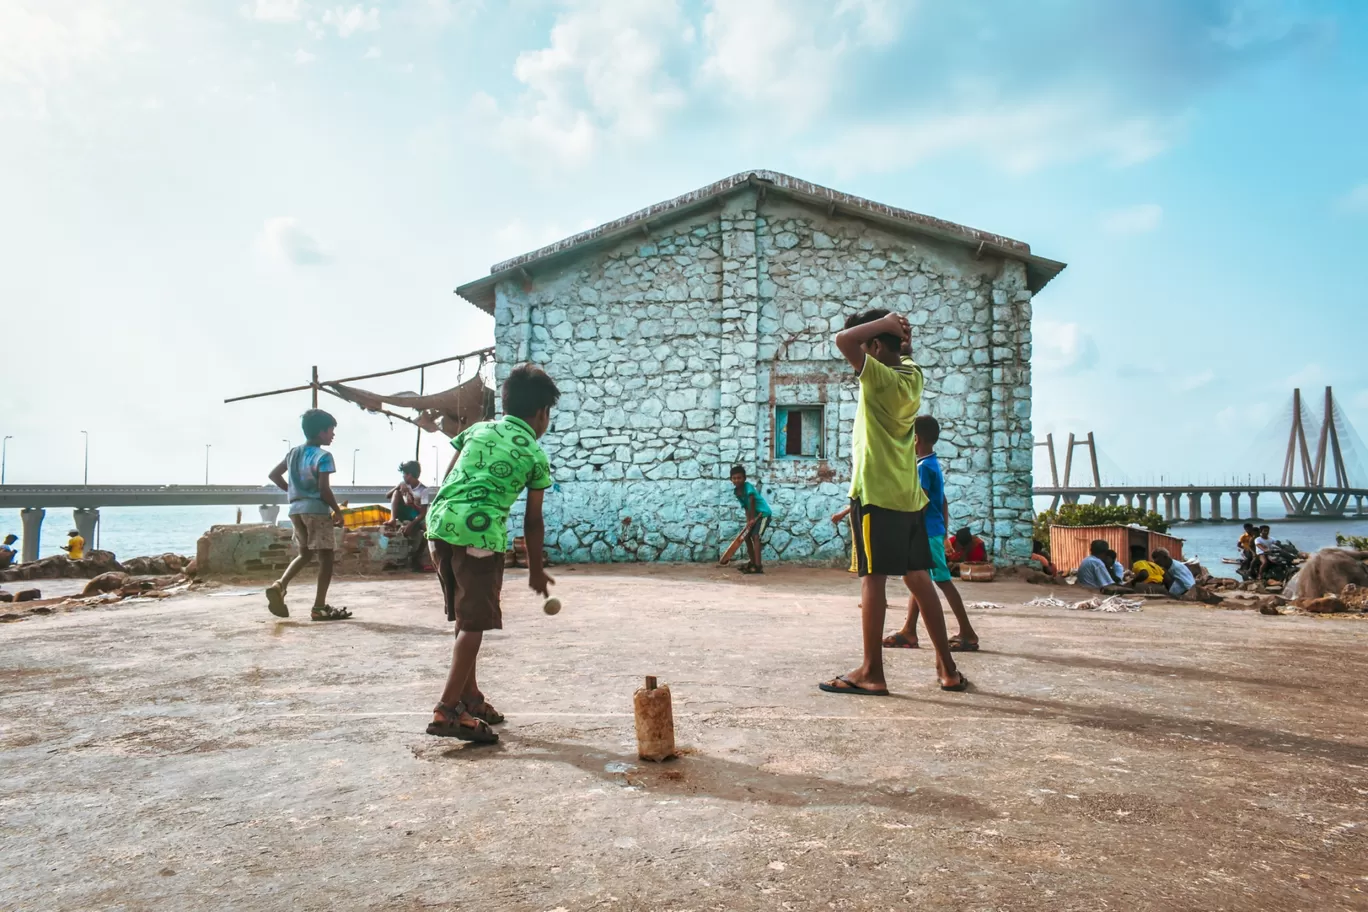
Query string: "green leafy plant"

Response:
xmin=1335 ymin=533 xmax=1368 ymax=550
xmin=1033 ymin=503 xmax=1169 ymax=555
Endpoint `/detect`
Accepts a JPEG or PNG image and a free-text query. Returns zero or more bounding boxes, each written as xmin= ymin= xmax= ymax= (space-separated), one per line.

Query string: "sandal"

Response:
xmin=310 ymin=604 xmax=353 ymax=621
xmin=940 ymin=673 xmax=970 ymax=692
xmin=818 ymin=675 xmax=889 ymax=696
xmin=739 ymin=565 xmax=764 ymax=574
xmin=468 ymin=695 xmax=505 ymax=726
xmin=882 ymin=631 xmax=919 ymax=649
xmin=266 ymin=584 xmax=288 ymax=618
xmin=426 ymin=701 xmax=499 ymax=743
xmin=948 ymin=636 xmax=980 ymax=652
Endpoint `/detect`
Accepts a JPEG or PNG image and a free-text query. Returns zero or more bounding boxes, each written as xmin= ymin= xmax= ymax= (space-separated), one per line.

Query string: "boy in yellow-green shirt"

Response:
xmin=819 ymin=309 xmax=966 ymax=696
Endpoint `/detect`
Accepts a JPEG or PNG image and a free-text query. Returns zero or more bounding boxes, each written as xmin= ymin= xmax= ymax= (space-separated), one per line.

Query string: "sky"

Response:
xmin=1 ymin=0 xmax=1366 ymax=490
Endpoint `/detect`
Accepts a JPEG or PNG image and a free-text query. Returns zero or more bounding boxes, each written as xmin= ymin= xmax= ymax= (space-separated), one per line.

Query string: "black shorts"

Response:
xmin=849 ymin=499 xmax=934 ymax=578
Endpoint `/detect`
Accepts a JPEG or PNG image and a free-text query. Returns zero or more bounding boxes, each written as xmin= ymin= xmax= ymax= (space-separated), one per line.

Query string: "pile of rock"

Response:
xmin=1 ymin=550 xmax=122 ymax=582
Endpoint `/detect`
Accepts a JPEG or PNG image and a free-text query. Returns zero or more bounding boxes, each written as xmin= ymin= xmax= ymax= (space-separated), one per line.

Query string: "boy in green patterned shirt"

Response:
xmin=424 ymin=364 xmax=559 ymax=744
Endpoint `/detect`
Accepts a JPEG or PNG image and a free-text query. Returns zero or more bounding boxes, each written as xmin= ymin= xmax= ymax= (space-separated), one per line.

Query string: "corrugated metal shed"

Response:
xmin=1049 ymin=525 xmax=1185 ymax=575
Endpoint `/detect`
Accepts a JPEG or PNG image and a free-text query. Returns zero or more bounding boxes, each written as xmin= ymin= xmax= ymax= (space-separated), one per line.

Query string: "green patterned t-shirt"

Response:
xmin=425 ymin=415 xmax=552 ymax=552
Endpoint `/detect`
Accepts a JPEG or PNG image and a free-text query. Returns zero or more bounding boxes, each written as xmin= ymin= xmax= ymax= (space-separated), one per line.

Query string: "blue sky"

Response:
xmin=1 ymin=0 xmax=1365 ymax=489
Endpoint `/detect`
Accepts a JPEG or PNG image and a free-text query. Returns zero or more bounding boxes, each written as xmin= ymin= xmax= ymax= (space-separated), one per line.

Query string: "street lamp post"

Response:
xmin=352 ymin=448 xmax=360 ymax=485
xmin=205 ymin=444 xmax=212 ymax=485
xmin=2 ymin=435 xmax=10 ymax=485
xmin=81 ymin=430 xmax=89 ymax=485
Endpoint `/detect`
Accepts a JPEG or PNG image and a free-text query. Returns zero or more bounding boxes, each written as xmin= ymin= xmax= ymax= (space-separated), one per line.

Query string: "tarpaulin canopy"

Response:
xmin=326 ymin=375 xmax=494 ymax=437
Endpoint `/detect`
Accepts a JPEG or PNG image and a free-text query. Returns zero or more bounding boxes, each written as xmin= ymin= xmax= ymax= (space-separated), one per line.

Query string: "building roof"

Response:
xmin=455 ymin=169 xmax=1066 ymax=314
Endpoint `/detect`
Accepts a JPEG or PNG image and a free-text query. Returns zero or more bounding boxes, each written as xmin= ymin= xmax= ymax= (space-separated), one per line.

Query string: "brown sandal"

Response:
xmin=468 ymin=695 xmax=505 ymax=725
xmin=425 ymin=701 xmax=498 ymax=743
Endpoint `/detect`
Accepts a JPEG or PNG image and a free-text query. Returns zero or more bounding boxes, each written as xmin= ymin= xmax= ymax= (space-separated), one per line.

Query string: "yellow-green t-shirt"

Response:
xmin=67 ymin=535 xmax=85 ymax=560
xmin=848 ymin=355 xmax=928 ymax=513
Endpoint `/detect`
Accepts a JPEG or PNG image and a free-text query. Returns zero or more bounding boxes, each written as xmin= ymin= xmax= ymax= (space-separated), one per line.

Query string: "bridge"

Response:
xmin=0 ymin=485 xmax=393 ymax=564
xmin=1034 ymin=387 xmax=1368 ymax=522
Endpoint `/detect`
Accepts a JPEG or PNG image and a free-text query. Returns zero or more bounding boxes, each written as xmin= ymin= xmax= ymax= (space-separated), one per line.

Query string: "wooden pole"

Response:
xmin=311 ymin=366 xmax=319 ymax=408
xmin=414 ymin=366 xmax=425 ymax=462
xmin=224 ymin=346 xmax=494 ymax=405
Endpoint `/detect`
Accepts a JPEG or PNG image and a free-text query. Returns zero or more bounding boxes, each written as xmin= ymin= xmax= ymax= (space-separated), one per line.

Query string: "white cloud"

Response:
xmin=293 ymin=47 xmax=316 ymax=64
xmin=476 ymin=0 xmax=688 ymax=167
xmin=803 ymin=98 xmax=1179 ymax=178
xmin=323 ymin=5 xmax=380 ymax=38
xmin=701 ymin=0 xmax=898 ymax=128
xmin=1338 ymin=183 xmax=1368 ymax=213
xmin=245 ymin=0 xmax=305 ymax=22
xmin=1101 ymin=203 xmax=1163 ymax=235
xmin=258 ymin=217 xmax=330 ymax=265
xmin=363 ymin=45 xmax=382 ymax=59
xmin=0 ymin=3 xmax=120 ymax=119
xmin=1033 ymin=320 xmax=1099 ymax=374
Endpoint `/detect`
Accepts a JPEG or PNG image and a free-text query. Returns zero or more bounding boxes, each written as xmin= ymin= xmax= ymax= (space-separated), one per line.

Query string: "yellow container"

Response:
xmin=340 ymin=505 xmax=390 ymax=530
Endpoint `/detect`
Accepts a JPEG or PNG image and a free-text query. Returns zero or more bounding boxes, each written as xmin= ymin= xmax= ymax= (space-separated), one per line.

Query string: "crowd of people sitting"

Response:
xmin=1075 ymin=538 xmax=1198 ymax=598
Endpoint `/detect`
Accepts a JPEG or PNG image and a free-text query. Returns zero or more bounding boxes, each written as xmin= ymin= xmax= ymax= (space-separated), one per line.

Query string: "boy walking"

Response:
xmin=265 ymin=409 xmax=351 ymax=621
xmin=820 ymin=309 xmax=966 ymax=695
xmin=425 ymin=364 xmax=559 ymax=744
xmin=728 ymin=465 xmax=772 ymax=574
xmin=881 ymin=415 xmax=980 ymax=652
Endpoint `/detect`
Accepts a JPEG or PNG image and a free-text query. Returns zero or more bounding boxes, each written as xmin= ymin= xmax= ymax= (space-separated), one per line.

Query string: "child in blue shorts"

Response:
xmin=882 ymin=415 xmax=980 ymax=651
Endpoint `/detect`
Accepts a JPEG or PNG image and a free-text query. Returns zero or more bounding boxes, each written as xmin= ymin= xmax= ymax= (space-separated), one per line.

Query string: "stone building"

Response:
xmin=456 ymin=171 xmax=1064 ymax=565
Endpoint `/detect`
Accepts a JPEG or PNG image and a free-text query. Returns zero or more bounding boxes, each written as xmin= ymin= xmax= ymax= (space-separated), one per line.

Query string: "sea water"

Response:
xmin=3 ymin=505 xmax=1366 ymax=572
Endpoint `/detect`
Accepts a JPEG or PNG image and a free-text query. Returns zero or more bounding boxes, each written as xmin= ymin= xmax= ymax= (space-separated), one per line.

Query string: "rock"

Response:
xmin=1340 ymin=582 xmax=1368 ymax=611
xmin=185 ymin=558 xmax=199 ymax=578
xmin=1259 ymin=603 xmax=1282 ymax=616
xmin=15 ymin=589 xmax=41 ymax=602
xmin=83 ymin=572 xmax=132 ymax=596
xmin=0 ymin=591 xmax=11 ymax=603
xmin=1297 ymin=595 xmax=1347 ymax=614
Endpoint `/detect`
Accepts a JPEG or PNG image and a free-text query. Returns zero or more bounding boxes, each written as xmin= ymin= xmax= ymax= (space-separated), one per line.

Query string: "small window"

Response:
xmin=775 ymin=406 xmax=823 ymax=459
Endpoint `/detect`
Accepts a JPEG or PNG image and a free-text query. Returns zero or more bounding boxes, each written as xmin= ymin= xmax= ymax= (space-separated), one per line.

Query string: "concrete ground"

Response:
xmin=1 ymin=565 xmax=1365 ymax=912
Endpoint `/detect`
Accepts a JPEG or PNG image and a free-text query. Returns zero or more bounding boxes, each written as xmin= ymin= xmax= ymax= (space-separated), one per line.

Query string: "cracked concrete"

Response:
xmin=1 ymin=566 xmax=1365 ymax=911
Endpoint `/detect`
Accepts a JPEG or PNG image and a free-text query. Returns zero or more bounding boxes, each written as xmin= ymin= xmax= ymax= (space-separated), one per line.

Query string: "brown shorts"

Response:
xmin=430 ymin=539 xmax=504 ymax=632
xmin=291 ymin=513 xmax=336 ymax=552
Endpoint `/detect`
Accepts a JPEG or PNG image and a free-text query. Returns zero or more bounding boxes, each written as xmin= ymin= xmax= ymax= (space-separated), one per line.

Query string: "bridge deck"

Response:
xmin=0 ymin=485 xmax=393 ymax=509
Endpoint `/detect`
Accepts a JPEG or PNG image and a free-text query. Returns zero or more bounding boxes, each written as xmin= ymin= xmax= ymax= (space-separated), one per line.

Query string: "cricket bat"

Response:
xmin=718 ymin=519 xmax=757 ymax=566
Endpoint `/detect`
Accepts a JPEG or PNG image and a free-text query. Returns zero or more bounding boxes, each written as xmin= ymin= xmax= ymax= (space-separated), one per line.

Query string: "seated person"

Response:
xmin=61 ymin=529 xmax=85 ymax=560
xmin=1152 ymin=548 xmax=1195 ymax=598
xmin=945 ymin=527 xmax=987 ymax=574
xmin=1129 ymin=545 xmax=1168 ymax=593
xmin=1236 ymin=522 xmax=1257 ymax=575
xmin=387 ymin=460 xmax=433 ymax=571
xmin=0 ymin=534 xmax=17 ymax=570
xmin=1075 ymin=539 xmax=1118 ymax=589
xmin=1253 ymin=525 xmax=1274 ymax=577
xmin=1103 ymin=549 xmax=1125 ymax=584
xmin=1029 ymin=539 xmax=1056 ymax=576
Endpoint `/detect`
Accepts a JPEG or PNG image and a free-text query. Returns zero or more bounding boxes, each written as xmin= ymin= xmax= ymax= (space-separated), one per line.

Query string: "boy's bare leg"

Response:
xmin=742 ymin=534 xmax=759 ymax=569
xmin=313 ymin=550 xmax=334 ymax=609
xmin=904 ymin=569 xmax=961 ymax=687
xmin=937 ymin=579 xmax=976 ymax=644
xmin=843 ymin=575 xmax=889 ymax=690
xmin=435 ymin=630 xmax=483 ymax=724
xmin=750 ymin=533 xmax=764 ymax=571
xmin=272 ymin=547 xmax=314 ymax=595
xmin=895 ymin=585 xmax=924 ymax=643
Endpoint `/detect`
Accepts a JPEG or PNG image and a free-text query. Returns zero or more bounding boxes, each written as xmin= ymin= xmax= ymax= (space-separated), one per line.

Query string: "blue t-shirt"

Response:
xmin=1167 ymin=560 xmax=1195 ymax=596
xmin=734 ymin=482 xmax=772 ymax=518
xmin=1076 ymin=555 xmax=1116 ymax=589
xmin=917 ymin=453 xmax=946 ymax=538
xmin=286 ymin=445 xmax=336 ymax=515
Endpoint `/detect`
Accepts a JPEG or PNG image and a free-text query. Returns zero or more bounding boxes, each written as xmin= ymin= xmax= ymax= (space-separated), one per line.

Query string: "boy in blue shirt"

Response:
xmin=882 ymin=415 xmax=980 ymax=651
xmin=264 ymin=409 xmax=350 ymax=621
xmin=729 ymin=465 xmax=773 ymax=574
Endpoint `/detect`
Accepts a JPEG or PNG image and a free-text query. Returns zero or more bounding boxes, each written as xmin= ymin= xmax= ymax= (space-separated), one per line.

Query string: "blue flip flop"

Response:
xmin=818 ymin=675 xmax=889 ymax=696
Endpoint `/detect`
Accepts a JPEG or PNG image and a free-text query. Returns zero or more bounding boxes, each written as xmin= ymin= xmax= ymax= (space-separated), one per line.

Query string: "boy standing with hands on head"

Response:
xmin=881 ymin=414 xmax=980 ymax=652
xmin=820 ymin=309 xmax=966 ymax=695
xmin=424 ymin=364 xmax=559 ymax=744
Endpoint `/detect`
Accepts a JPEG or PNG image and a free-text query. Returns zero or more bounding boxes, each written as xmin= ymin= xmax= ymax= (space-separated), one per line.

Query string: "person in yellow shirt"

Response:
xmin=62 ymin=529 xmax=85 ymax=560
xmin=818 ymin=308 xmax=965 ymax=698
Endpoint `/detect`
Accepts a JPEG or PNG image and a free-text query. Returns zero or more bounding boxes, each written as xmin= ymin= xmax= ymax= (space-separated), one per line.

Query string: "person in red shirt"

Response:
xmin=944 ymin=527 xmax=986 ymax=573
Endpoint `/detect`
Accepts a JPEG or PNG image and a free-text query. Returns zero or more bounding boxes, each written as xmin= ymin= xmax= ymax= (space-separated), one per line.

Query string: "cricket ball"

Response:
xmin=543 ymin=597 xmax=562 ymax=615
